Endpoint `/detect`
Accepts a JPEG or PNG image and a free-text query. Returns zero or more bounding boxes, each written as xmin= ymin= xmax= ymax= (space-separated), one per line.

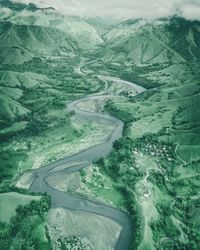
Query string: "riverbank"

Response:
xmin=25 ymin=76 xmax=145 ymax=250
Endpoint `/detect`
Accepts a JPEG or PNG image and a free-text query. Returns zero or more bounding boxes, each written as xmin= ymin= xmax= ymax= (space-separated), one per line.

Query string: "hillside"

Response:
xmin=96 ymin=17 xmax=200 ymax=65
xmin=0 ymin=1 xmax=103 ymax=51
xmin=0 ymin=21 xmax=81 ymax=64
xmin=97 ymin=17 xmax=200 ymax=250
xmin=0 ymin=2 xmax=200 ymax=250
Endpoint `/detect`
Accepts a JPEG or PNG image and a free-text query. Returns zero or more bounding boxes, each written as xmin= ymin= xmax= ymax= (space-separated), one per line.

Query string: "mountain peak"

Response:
xmin=0 ymin=0 xmax=55 ymax=12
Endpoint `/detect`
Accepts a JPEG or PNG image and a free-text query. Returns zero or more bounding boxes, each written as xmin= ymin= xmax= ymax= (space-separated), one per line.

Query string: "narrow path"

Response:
xmin=175 ymin=144 xmax=187 ymax=165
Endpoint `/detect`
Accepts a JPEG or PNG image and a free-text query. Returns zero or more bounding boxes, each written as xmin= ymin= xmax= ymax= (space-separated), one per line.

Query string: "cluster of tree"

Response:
xmin=0 ymin=194 xmax=51 ymax=250
xmin=0 ymin=149 xmax=25 ymax=183
xmin=0 ymin=129 xmax=22 ymax=142
xmin=95 ymin=136 xmax=146 ymax=247
xmin=97 ymin=137 xmax=134 ymax=179
xmin=163 ymin=240 xmax=200 ymax=250
xmin=150 ymin=173 xmax=200 ymax=249
xmin=26 ymin=114 xmax=49 ymax=136
xmin=181 ymin=222 xmax=200 ymax=250
xmin=148 ymin=172 xmax=166 ymax=190
xmin=0 ymin=119 xmax=13 ymax=130
xmin=58 ymin=235 xmax=91 ymax=250
xmin=119 ymin=71 xmax=156 ymax=89
xmin=0 ymin=186 xmax=43 ymax=196
xmin=0 ymin=115 xmax=50 ymax=143
xmin=16 ymin=57 xmax=47 ymax=74
xmin=171 ymin=106 xmax=186 ymax=127
xmin=104 ymin=100 xmax=135 ymax=136
xmin=102 ymin=90 xmax=186 ymax=249
xmin=151 ymin=215 xmax=180 ymax=243
xmin=154 ymin=220 xmax=200 ymax=250
xmin=129 ymin=89 xmax=158 ymax=103
xmin=0 ymin=0 xmax=30 ymax=11
xmin=122 ymin=187 xmax=144 ymax=249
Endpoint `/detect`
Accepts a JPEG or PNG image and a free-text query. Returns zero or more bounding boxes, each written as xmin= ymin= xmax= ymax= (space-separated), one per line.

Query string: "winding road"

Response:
xmin=28 ymin=71 xmax=145 ymax=249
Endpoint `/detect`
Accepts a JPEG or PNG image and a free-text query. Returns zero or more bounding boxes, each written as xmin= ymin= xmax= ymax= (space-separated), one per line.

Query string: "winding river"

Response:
xmin=28 ymin=75 xmax=145 ymax=250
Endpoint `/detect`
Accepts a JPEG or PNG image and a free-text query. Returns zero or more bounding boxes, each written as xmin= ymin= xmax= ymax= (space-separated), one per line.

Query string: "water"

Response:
xmin=29 ymin=79 xmax=145 ymax=250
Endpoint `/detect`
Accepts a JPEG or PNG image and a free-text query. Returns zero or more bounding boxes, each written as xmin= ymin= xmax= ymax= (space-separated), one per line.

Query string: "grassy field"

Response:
xmin=178 ymin=145 xmax=200 ymax=162
xmin=11 ymin=115 xmax=115 ymax=172
xmin=136 ymin=157 xmax=159 ymax=250
xmin=99 ymin=61 xmax=200 ymax=249
xmin=81 ymin=166 xmax=127 ymax=208
xmin=0 ymin=194 xmax=51 ymax=250
xmin=0 ymin=192 xmax=41 ymax=223
xmin=0 ymin=121 xmax=28 ymax=136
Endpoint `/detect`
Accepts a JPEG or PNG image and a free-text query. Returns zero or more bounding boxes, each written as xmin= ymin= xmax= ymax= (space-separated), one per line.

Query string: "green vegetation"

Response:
xmin=100 ymin=57 xmax=200 ymax=249
xmin=0 ymin=193 xmax=51 ymax=250
xmin=1 ymin=2 xmax=200 ymax=249
xmin=0 ymin=52 xmax=105 ymax=185
xmin=0 ymin=192 xmax=41 ymax=223
xmin=0 ymin=5 xmax=107 ymax=250
xmin=80 ymin=165 xmax=127 ymax=208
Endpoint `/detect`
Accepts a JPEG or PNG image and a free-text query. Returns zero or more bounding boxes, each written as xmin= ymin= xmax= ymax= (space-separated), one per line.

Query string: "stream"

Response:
xmin=28 ymin=76 xmax=145 ymax=250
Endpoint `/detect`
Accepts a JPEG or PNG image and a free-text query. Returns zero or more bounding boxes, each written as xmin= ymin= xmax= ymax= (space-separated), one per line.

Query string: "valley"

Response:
xmin=0 ymin=1 xmax=200 ymax=250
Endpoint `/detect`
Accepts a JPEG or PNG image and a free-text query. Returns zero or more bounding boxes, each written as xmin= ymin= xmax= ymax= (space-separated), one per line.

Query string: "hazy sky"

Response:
xmin=13 ymin=0 xmax=200 ymax=19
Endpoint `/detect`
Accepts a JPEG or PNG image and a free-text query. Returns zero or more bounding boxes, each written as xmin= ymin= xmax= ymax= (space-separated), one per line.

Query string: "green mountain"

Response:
xmin=99 ymin=17 xmax=200 ymax=64
xmin=1 ymin=3 xmax=103 ymax=51
xmin=0 ymin=2 xmax=200 ymax=250
xmin=0 ymin=0 xmax=54 ymax=12
xmin=95 ymin=17 xmax=200 ymax=163
xmin=0 ymin=21 xmax=78 ymax=63
xmin=89 ymin=16 xmax=200 ymax=250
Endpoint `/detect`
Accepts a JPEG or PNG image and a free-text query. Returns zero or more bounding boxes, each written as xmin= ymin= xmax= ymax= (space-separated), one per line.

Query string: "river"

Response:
xmin=28 ymin=76 xmax=145 ymax=250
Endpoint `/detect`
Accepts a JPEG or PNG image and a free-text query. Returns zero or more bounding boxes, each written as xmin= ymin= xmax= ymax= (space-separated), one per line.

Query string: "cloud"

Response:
xmin=179 ymin=2 xmax=200 ymax=20
xmin=11 ymin=0 xmax=200 ymax=20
